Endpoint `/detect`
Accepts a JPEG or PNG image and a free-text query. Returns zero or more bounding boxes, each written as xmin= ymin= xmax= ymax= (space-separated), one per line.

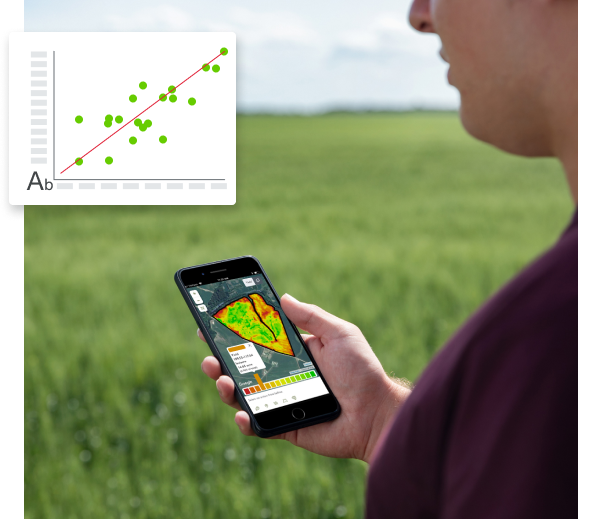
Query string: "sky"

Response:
xmin=24 ymin=0 xmax=459 ymax=113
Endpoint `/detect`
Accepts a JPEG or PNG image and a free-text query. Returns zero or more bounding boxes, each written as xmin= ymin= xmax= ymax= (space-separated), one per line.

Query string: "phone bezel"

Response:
xmin=174 ymin=255 xmax=341 ymax=438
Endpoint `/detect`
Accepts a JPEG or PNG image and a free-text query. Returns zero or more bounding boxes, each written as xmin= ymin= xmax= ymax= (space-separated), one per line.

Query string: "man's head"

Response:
xmin=409 ymin=0 xmax=577 ymax=159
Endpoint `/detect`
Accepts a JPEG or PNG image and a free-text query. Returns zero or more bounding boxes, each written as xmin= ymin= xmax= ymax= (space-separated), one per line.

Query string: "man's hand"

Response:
xmin=199 ymin=294 xmax=411 ymax=463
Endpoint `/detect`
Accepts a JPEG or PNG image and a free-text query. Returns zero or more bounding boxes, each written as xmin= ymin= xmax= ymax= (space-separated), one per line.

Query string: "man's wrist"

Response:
xmin=362 ymin=376 xmax=412 ymax=464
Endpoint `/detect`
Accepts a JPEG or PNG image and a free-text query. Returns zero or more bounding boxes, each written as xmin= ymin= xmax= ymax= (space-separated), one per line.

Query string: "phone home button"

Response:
xmin=292 ymin=408 xmax=305 ymax=420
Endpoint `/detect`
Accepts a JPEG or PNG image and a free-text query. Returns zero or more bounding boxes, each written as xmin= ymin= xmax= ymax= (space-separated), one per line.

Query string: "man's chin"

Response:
xmin=457 ymin=103 xmax=485 ymax=141
xmin=459 ymin=102 xmax=552 ymax=158
xmin=458 ymin=103 xmax=506 ymax=150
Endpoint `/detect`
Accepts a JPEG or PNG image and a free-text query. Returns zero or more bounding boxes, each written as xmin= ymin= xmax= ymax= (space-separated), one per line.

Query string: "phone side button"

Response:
xmin=292 ymin=408 xmax=305 ymax=420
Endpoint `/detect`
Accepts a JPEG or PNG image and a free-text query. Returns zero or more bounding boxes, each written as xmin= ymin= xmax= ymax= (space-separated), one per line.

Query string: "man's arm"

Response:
xmin=200 ymin=294 xmax=411 ymax=463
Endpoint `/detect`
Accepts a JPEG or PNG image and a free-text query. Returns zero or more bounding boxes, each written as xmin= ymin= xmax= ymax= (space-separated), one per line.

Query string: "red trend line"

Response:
xmin=60 ymin=51 xmax=225 ymax=174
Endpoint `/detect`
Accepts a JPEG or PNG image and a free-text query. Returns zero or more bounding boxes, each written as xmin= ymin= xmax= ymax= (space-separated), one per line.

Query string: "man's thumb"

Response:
xmin=281 ymin=294 xmax=344 ymax=340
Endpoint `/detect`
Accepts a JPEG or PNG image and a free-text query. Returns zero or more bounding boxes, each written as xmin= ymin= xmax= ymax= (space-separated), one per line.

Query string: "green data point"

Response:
xmin=202 ymin=64 xmax=210 ymax=72
xmin=168 ymin=85 xmax=176 ymax=93
xmin=115 ymin=115 xmax=123 ymax=124
xmin=134 ymin=118 xmax=142 ymax=127
xmin=140 ymin=126 xmax=147 ymax=132
xmin=129 ymin=136 xmax=137 ymax=145
xmin=169 ymin=94 xmax=177 ymax=103
xmin=75 ymin=115 xmax=83 ymax=124
xmin=159 ymin=93 xmax=167 ymax=102
xmin=188 ymin=97 xmax=196 ymax=106
xmin=144 ymin=119 xmax=152 ymax=127
xmin=220 ymin=47 xmax=228 ymax=55
xmin=139 ymin=81 xmax=147 ymax=90
xmin=104 ymin=121 xmax=112 ymax=128
xmin=129 ymin=94 xmax=137 ymax=103
xmin=212 ymin=64 xmax=220 ymax=73
xmin=159 ymin=135 xmax=167 ymax=144
xmin=75 ymin=157 xmax=83 ymax=166
xmin=105 ymin=156 xmax=113 ymax=165
xmin=105 ymin=114 xmax=113 ymax=121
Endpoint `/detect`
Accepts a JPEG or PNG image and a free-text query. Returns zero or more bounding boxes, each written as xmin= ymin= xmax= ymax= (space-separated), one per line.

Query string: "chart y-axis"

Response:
xmin=53 ymin=50 xmax=55 ymax=180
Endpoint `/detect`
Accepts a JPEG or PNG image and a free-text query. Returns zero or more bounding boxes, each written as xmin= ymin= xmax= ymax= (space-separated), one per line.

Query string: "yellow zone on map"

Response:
xmin=213 ymin=294 xmax=294 ymax=356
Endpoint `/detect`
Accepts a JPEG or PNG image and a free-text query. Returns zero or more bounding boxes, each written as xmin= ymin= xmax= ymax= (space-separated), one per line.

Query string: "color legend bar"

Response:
xmin=243 ymin=371 xmax=317 ymax=395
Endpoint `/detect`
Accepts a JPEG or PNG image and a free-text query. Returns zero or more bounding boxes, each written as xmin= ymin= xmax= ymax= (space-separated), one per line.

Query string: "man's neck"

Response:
xmin=560 ymin=150 xmax=578 ymax=205
xmin=554 ymin=108 xmax=578 ymax=204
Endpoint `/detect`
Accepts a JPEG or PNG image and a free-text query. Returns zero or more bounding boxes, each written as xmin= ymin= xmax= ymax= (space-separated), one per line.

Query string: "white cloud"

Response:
xmin=335 ymin=13 xmax=440 ymax=57
xmin=203 ymin=7 xmax=321 ymax=47
xmin=106 ymin=4 xmax=196 ymax=32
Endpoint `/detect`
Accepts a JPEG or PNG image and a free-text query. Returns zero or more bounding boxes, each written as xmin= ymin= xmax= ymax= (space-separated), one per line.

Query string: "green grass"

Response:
xmin=25 ymin=113 xmax=573 ymax=519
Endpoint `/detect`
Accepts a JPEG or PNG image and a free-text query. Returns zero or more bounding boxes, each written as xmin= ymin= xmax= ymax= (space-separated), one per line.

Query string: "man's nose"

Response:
xmin=409 ymin=0 xmax=435 ymax=33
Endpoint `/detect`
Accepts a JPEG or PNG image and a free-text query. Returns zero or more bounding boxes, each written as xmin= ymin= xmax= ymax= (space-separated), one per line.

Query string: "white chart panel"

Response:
xmin=9 ymin=32 xmax=236 ymax=205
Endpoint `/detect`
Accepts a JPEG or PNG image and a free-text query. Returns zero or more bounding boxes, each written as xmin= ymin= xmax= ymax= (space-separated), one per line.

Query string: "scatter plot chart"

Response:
xmin=9 ymin=33 xmax=236 ymax=205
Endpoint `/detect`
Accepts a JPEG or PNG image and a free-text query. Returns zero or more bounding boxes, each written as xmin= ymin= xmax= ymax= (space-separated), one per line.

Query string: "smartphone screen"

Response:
xmin=185 ymin=272 xmax=330 ymax=415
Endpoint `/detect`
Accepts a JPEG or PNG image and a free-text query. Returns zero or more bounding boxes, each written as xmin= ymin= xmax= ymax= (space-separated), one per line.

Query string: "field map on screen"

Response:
xmin=213 ymin=293 xmax=294 ymax=356
xmin=188 ymin=274 xmax=316 ymax=391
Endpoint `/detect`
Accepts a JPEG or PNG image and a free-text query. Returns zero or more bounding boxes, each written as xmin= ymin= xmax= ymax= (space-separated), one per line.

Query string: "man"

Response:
xmin=200 ymin=0 xmax=577 ymax=516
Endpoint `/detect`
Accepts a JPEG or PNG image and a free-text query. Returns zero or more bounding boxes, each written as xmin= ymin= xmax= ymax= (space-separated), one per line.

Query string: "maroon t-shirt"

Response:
xmin=367 ymin=212 xmax=577 ymax=518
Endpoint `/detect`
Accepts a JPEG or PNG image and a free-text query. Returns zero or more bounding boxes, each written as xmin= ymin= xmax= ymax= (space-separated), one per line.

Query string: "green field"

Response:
xmin=25 ymin=113 xmax=573 ymax=519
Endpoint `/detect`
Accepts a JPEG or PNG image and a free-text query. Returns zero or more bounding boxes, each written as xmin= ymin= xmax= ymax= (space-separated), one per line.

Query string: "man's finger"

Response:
xmin=281 ymin=294 xmax=354 ymax=341
xmin=234 ymin=411 xmax=257 ymax=436
xmin=216 ymin=375 xmax=242 ymax=410
xmin=201 ymin=356 xmax=222 ymax=380
xmin=197 ymin=328 xmax=207 ymax=343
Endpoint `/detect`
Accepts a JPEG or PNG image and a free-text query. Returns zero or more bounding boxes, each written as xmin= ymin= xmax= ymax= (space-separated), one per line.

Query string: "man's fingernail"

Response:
xmin=283 ymin=293 xmax=299 ymax=303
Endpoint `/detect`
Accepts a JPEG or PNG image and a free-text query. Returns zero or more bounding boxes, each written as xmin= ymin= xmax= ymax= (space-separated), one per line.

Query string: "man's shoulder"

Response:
xmin=375 ymin=211 xmax=577 ymax=447
xmin=422 ymin=210 xmax=577 ymax=390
